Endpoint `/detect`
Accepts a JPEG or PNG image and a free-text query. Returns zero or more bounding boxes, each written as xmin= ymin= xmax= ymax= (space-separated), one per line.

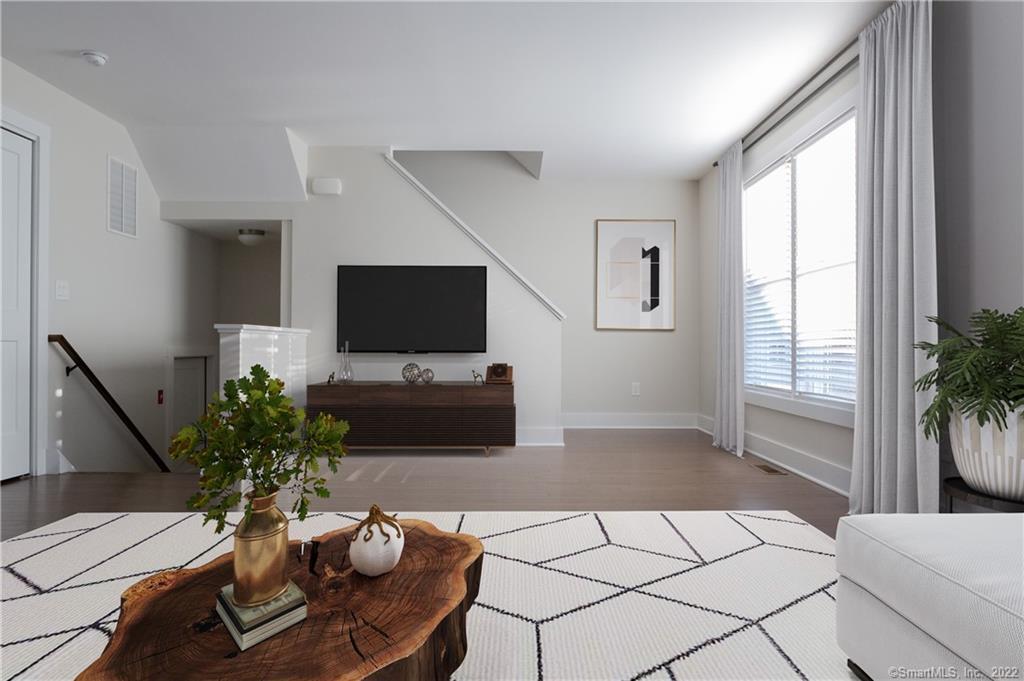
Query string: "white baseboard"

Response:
xmin=516 ymin=427 xmax=565 ymax=447
xmin=562 ymin=412 xmax=698 ymax=429
xmin=743 ymin=432 xmax=850 ymax=497
xmin=694 ymin=414 xmax=849 ymax=496
xmin=57 ymin=449 xmax=76 ymax=474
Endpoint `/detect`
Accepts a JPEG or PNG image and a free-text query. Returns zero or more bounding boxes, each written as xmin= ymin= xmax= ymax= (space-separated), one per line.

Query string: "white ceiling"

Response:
xmin=165 ymin=219 xmax=283 ymax=242
xmin=1 ymin=1 xmax=884 ymax=180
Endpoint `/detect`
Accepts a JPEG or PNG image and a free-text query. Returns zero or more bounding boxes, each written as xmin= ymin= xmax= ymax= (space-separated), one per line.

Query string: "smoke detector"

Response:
xmin=80 ymin=50 xmax=109 ymax=67
xmin=237 ymin=229 xmax=267 ymax=246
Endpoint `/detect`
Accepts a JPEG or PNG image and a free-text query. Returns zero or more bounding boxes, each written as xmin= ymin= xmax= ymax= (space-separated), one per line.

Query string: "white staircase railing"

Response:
xmin=381 ymin=151 xmax=567 ymax=321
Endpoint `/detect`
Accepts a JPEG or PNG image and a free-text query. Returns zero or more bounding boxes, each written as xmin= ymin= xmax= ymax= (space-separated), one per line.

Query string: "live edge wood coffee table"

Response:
xmin=77 ymin=519 xmax=484 ymax=681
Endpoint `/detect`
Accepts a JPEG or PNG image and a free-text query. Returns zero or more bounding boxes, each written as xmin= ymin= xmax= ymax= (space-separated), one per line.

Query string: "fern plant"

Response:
xmin=915 ymin=307 xmax=1024 ymax=441
xmin=169 ymin=364 xmax=349 ymax=533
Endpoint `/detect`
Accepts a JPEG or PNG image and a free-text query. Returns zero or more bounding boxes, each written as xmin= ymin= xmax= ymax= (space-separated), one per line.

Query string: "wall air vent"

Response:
xmin=108 ymin=156 xmax=138 ymax=237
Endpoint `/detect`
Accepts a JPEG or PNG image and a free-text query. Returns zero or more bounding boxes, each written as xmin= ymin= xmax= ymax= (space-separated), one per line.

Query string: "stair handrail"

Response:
xmin=48 ymin=334 xmax=170 ymax=473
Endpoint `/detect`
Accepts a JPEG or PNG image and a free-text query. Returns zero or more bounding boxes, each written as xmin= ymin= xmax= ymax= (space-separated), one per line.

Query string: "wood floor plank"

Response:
xmin=0 ymin=430 xmax=848 ymax=540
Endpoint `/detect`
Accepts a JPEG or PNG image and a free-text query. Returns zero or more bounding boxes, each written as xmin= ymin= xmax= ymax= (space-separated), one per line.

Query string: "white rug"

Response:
xmin=0 ymin=511 xmax=852 ymax=680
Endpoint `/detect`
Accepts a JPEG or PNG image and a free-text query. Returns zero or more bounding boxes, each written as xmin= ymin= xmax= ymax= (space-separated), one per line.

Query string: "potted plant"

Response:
xmin=170 ymin=364 xmax=348 ymax=606
xmin=915 ymin=307 xmax=1024 ymax=501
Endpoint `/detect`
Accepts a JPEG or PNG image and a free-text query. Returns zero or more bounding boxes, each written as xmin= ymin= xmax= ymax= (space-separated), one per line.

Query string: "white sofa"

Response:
xmin=836 ymin=513 xmax=1024 ymax=680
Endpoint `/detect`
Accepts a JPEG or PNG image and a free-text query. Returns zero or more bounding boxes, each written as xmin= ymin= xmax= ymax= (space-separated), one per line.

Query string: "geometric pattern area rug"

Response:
xmin=0 ymin=511 xmax=853 ymax=680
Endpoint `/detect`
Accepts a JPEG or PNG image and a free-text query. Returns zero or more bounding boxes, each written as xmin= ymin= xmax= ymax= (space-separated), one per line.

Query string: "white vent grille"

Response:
xmin=108 ymin=157 xmax=138 ymax=237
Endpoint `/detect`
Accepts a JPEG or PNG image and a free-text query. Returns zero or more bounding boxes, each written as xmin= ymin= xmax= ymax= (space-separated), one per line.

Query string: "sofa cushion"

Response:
xmin=836 ymin=513 xmax=1024 ymax=669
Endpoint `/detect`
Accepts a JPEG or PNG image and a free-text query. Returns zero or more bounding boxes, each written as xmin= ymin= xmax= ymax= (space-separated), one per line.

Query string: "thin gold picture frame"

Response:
xmin=594 ymin=219 xmax=677 ymax=331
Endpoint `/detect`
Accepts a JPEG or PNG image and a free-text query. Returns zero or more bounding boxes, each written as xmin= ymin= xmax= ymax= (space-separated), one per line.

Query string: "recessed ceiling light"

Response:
xmin=237 ymin=229 xmax=267 ymax=246
xmin=80 ymin=50 xmax=108 ymax=67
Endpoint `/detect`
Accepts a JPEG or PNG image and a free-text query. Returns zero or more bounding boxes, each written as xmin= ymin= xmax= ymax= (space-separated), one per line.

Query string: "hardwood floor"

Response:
xmin=0 ymin=429 xmax=849 ymax=540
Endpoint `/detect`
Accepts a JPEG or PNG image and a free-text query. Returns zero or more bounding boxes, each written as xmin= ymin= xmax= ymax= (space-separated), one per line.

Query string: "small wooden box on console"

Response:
xmin=307 ymin=381 xmax=515 ymax=452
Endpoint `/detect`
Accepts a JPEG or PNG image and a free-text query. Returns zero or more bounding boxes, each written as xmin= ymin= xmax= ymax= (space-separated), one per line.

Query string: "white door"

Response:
xmin=2 ymin=129 xmax=34 ymax=480
xmin=172 ymin=356 xmax=207 ymax=436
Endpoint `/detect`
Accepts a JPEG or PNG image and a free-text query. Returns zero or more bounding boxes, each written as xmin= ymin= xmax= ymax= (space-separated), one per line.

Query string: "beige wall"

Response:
xmin=698 ymin=170 xmax=719 ymax=422
xmin=396 ymin=151 xmax=699 ymax=425
xmin=216 ymin=239 xmax=281 ymax=326
xmin=290 ymin=148 xmax=564 ymax=444
xmin=3 ymin=60 xmax=220 ymax=472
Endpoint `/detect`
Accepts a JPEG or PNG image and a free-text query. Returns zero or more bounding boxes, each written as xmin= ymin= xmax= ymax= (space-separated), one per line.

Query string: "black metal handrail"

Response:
xmin=48 ymin=334 xmax=170 ymax=472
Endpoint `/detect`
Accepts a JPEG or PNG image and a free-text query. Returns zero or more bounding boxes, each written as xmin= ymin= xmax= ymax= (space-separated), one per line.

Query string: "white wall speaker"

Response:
xmin=310 ymin=177 xmax=343 ymax=196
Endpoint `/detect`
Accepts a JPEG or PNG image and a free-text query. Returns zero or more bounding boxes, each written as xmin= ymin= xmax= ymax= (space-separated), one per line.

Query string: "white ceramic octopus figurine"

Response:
xmin=348 ymin=505 xmax=405 ymax=577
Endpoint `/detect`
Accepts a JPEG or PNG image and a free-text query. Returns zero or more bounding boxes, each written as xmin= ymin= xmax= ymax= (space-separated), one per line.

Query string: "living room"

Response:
xmin=1 ymin=1 xmax=1022 ymax=679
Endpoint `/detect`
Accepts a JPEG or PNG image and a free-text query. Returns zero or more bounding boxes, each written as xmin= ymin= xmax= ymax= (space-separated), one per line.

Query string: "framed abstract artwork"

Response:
xmin=595 ymin=219 xmax=675 ymax=330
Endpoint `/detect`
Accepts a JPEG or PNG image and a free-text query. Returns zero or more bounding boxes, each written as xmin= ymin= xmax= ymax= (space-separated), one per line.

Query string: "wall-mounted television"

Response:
xmin=337 ymin=265 xmax=487 ymax=353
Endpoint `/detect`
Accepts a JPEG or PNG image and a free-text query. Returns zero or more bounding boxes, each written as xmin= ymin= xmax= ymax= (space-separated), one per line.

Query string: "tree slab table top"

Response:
xmin=77 ymin=519 xmax=484 ymax=681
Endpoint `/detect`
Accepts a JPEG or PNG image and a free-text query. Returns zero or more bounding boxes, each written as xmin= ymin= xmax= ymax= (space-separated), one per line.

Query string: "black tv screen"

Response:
xmin=337 ymin=266 xmax=487 ymax=353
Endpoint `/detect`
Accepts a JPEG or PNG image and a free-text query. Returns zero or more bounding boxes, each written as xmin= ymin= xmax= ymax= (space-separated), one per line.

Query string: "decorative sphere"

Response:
xmin=420 ymin=368 xmax=434 ymax=384
xmin=401 ymin=363 xmax=421 ymax=384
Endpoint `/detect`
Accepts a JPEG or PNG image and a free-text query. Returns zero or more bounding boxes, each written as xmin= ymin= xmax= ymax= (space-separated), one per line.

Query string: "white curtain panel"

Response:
xmin=850 ymin=0 xmax=939 ymax=514
xmin=713 ymin=141 xmax=745 ymax=457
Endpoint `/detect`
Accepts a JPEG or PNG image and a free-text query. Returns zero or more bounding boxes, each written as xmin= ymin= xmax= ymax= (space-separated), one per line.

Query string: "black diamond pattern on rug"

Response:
xmin=1 ymin=511 xmax=846 ymax=680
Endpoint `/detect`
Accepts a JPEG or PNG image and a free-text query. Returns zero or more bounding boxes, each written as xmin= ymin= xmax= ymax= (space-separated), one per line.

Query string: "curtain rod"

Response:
xmin=712 ymin=36 xmax=859 ymax=168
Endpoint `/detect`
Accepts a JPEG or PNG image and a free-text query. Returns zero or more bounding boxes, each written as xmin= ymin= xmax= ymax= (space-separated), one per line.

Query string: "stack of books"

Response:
xmin=215 ymin=581 xmax=307 ymax=651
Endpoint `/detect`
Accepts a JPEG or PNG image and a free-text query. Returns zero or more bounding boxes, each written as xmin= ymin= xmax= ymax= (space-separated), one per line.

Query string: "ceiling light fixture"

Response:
xmin=80 ymin=50 xmax=109 ymax=67
xmin=237 ymin=228 xmax=267 ymax=246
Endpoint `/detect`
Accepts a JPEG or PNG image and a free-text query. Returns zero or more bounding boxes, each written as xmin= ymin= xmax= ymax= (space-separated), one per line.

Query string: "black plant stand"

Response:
xmin=943 ymin=477 xmax=1024 ymax=513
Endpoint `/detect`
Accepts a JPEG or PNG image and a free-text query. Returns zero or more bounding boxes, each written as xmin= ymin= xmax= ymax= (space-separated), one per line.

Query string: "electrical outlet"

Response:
xmin=631 ymin=382 xmax=641 ymax=396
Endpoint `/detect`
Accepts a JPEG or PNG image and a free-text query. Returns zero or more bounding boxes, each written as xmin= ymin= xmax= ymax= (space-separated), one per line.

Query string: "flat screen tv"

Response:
xmin=337 ymin=265 xmax=487 ymax=353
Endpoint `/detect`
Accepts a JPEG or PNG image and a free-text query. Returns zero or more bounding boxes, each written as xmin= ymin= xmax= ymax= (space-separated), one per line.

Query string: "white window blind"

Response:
xmin=743 ymin=115 xmax=856 ymax=404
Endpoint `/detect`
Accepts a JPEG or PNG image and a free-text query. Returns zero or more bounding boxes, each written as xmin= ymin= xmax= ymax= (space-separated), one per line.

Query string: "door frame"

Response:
xmin=3 ymin=107 xmax=52 ymax=476
xmin=163 ymin=346 xmax=217 ymax=456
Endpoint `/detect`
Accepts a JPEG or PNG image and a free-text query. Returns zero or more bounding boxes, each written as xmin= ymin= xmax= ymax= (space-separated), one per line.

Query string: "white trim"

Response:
xmin=696 ymin=414 xmax=849 ymax=496
xmin=279 ymin=220 xmax=293 ymax=327
xmin=743 ymin=431 xmax=851 ymax=497
xmin=515 ymin=427 xmax=565 ymax=447
xmin=163 ymin=345 xmax=218 ymax=465
xmin=562 ymin=412 xmax=698 ymax=429
xmin=745 ymin=389 xmax=854 ymax=429
xmin=743 ymin=84 xmax=859 ymax=183
xmin=3 ymin=107 xmax=53 ymax=476
xmin=381 ymin=151 xmax=567 ymax=322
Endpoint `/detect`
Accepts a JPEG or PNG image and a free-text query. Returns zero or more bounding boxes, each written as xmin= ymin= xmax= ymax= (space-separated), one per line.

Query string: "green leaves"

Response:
xmin=915 ymin=308 xmax=1024 ymax=441
xmin=168 ymin=364 xmax=349 ymax=532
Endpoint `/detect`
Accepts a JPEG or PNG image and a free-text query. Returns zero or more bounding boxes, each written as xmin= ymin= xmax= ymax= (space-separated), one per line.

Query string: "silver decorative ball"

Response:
xmin=401 ymin=362 xmax=421 ymax=384
xmin=420 ymin=368 xmax=434 ymax=384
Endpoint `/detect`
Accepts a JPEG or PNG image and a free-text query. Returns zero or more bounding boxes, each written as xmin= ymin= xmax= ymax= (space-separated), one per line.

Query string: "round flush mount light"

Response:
xmin=80 ymin=50 xmax=109 ymax=67
xmin=237 ymin=228 xmax=267 ymax=246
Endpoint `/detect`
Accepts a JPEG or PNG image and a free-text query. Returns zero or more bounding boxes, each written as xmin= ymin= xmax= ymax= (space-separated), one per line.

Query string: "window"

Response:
xmin=743 ymin=114 xmax=856 ymax=405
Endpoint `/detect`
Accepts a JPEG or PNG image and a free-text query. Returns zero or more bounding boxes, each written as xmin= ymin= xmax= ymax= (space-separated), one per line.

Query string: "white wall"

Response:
xmin=2 ymin=59 xmax=221 ymax=472
xmin=933 ymin=0 xmax=1024 ymax=494
xmin=289 ymin=148 xmax=564 ymax=445
xmin=396 ymin=151 xmax=699 ymax=426
xmin=216 ymin=239 xmax=281 ymax=326
xmin=933 ymin=0 xmax=1024 ymax=329
xmin=696 ymin=68 xmax=859 ymax=494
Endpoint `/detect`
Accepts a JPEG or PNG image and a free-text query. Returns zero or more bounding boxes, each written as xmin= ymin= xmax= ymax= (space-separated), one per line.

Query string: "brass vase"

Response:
xmin=232 ymin=492 xmax=289 ymax=606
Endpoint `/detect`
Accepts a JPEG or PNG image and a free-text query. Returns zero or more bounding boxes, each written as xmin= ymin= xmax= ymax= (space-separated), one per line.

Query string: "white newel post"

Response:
xmin=215 ymin=324 xmax=311 ymax=513
xmin=215 ymin=324 xmax=311 ymax=408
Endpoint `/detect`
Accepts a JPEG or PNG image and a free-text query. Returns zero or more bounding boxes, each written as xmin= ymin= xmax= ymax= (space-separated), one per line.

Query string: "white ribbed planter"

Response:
xmin=949 ymin=408 xmax=1024 ymax=502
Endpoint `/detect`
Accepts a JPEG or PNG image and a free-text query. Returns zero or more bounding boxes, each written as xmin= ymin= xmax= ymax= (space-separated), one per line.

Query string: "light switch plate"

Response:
xmin=55 ymin=279 xmax=70 ymax=300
